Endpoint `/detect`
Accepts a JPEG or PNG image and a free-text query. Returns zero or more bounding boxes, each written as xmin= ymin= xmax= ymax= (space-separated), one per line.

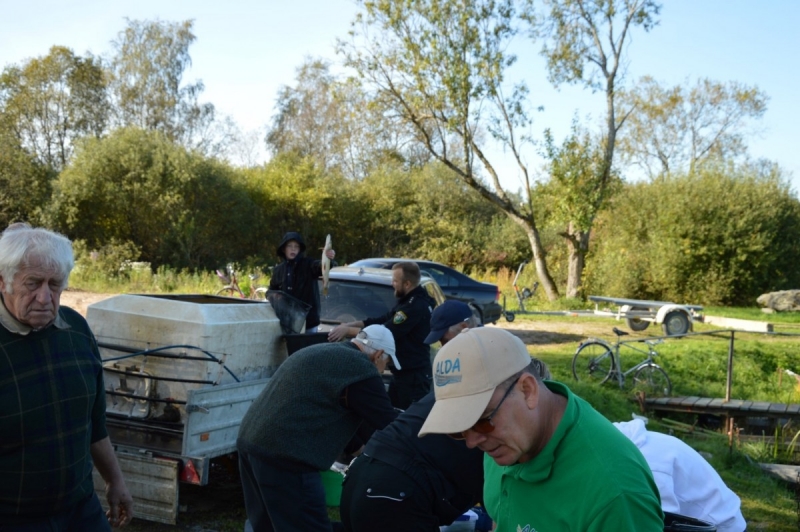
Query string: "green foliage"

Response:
xmin=0 ymin=45 xmax=108 ymax=171
xmin=0 ymin=121 xmax=54 ymax=226
xmin=71 ymin=238 xmax=142 ymax=283
xmin=617 ymin=76 xmax=769 ymax=177
xmin=587 ymin=164 xmax=800 ymax=305
xmin=108 ymin=19 xmax=223 ymax=155
xmin=48 ymin=127 xmax=261 ymax=270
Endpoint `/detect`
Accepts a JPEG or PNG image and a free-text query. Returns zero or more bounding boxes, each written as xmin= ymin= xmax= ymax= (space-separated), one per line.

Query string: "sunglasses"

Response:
xmin=449 ymin=375 xmax=520 ymax=440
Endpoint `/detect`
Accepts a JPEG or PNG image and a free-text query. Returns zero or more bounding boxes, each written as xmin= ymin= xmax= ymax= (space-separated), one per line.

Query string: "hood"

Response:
xmin=613 ymin=418 xmax=648 ymax=448
xmin=277 ymin=232 xmax=306 ymax=258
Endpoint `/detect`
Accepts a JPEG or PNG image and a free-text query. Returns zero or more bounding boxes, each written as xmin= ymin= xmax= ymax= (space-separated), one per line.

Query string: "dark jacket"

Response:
xmin=363 ymin=284 xmax=435 ymax=372
xmin=362 ymin=392 xmax=484 ymax=523
xmin=269 ymin=232 xmax=336 ymax=330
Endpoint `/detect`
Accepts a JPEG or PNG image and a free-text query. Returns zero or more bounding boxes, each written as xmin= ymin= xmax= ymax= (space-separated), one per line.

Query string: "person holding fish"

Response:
xmin=269 ymin=232 xmax=336 ymax=334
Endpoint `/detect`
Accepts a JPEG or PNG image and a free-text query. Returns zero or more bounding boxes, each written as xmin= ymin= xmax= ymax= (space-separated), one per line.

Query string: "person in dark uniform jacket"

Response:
xmin=328 ymin=262 xmax=435 ymax=409
xmin=269 ymin=231 xmax=335 ymax=333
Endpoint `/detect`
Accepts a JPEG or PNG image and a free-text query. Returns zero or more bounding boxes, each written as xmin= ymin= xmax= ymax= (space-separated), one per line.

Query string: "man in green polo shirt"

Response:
xmin=419 ymin=328 xmax=664 ymax=531
xmin=0 ymin=225 xmax=133 ymax=530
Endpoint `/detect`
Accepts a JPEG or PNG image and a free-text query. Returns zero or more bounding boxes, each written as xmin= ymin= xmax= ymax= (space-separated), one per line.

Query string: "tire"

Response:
xmin=661 ymin=311 xmax=690 ymax=336
xmin=626 ymin=307 xmax=650 ymax=332
xmin=216 ymin=287 xmax=243 ymax=298
xmin=572 ymin=341 xmax=615 ymax=384
xmin=505 ymin=312 xmax=515 ymax=322
xmin=633 ymin=364 xmax=672 ymax=397
xmin=252 ymin=287 xmax=268 ymax=301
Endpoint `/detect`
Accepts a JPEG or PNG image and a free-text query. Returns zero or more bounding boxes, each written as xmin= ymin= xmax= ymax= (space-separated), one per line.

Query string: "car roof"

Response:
xmin=329 ymin=266 xmax=434 ymax=284
xmin=351 ymin=258 xmax=438 ymax=266
xmin=329 ymin=266 xmax=393 ymax=284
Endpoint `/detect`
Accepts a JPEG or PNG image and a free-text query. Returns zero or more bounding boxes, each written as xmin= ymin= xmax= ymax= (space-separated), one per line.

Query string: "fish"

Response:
xmin=321 ymin=234 xmax=332 ymax=297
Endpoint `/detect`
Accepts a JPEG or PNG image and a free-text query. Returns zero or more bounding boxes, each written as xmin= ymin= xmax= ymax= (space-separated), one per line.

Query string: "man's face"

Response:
xmin=0 ymin=257 xmax=64 ymax=329
xmin=391 ymin=269 xmax=409 ymax=298
xmin=463 ymin=377 xmax=538 ymax=466
xmin=440 ymin=322 xmax=467 ymax=345
xmin=284 ymin=241 xmax=301 ymax=260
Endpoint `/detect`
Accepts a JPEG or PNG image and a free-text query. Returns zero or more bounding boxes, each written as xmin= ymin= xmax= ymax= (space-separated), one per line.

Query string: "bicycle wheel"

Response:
xmin=251 ymin=287 xmax=268 ymax=301
xmin=572 ymin=341 xmax=615 ymax=384
xmin=216 ymin=287 xmax=244 ymax=298
xmin=633 ymin=364 xmax=672 ymax=397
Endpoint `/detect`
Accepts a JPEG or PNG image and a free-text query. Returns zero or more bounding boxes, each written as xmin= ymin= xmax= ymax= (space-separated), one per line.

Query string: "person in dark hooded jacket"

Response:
xmin=269 ymin=232 xmax=336 ymax=333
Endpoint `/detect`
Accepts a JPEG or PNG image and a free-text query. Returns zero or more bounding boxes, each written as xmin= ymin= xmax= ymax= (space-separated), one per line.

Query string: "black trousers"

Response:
xmin=340 ymin=455 xmax=441 ymax=532
xmin=388 ymin=369 xmax=431 ymax=410
xmin=238 ymin=449 xmax=332 ymax=532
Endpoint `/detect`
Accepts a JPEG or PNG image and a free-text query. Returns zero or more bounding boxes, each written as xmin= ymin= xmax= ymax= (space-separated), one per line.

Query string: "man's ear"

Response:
xmin=520 ymin=373 xmax=540 ymax=410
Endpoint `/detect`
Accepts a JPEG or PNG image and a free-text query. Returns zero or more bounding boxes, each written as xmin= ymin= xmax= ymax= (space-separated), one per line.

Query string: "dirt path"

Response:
xmin=61 ymin=289 xmax=115 ymax=317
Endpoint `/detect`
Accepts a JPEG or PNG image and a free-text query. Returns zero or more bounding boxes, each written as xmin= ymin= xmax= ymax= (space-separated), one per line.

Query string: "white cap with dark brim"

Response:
xmin=419 ymin=327 xmax=531 ymax=437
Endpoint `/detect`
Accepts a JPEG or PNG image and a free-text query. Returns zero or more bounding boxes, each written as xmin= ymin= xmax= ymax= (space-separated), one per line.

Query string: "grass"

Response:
xmin=510 ymin=311 xmax=800 ymax=530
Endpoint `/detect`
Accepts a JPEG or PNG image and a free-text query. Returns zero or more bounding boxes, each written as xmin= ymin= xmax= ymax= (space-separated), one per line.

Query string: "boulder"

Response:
xmin=756 ymin=290 xmax=800 ymax=312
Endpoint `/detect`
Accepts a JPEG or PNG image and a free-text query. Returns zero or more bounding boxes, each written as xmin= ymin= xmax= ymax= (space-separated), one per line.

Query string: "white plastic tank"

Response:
xmin=87 ymin=294 xmax=286 ymax=421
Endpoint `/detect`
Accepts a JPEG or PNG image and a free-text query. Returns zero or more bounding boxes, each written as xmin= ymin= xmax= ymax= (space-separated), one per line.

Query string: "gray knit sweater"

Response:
xmin=237 ymin=342 xmax=379 ymax=470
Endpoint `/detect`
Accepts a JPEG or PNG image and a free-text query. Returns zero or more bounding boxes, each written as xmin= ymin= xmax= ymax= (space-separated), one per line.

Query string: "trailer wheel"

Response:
xmin=626 ymin=306 xmax=651 ymax=332
xmin=662 ymin=310 xmax=690 ymax=336
xmin=505 ymin=312 xmax=515 ymax=322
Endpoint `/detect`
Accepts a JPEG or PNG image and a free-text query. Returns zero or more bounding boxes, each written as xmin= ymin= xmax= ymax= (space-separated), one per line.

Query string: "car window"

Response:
xmin=319 ymin=279 xmax=396 ymax=323
xmin=420 ymin=265 xmax=454 ymax=288
xmin=422 ymin=279 xmax=445 ymax=306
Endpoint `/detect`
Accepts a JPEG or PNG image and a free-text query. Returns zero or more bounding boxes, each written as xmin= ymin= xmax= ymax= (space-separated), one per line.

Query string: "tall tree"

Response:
xmin=267 ymin=58 xmax=423 ymax=179
xmin=108 ymin=19 xmax=227 ymax=156
xmin=617 ymin=76 xmax=768 ymax=177
xmin=0 ymin=46 xmax=108 ymax=171
xmin=341 ymin=0 xmax=561 ymax=300
xmin=523 ymin=0 xmax=660 ymax=298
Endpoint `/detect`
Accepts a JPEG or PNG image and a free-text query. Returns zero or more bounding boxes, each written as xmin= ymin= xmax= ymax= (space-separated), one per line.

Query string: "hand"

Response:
xmin=328 ymin=324 xmax=349 ymax=342
xmin=326 ymin=249 xmax=335 ymax=260
xmin=106 ymin=481 xmax=134 ymax=528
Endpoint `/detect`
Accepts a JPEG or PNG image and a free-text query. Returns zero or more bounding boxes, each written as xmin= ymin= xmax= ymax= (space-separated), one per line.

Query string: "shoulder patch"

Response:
xmin=393 ymin=311 xmax=407 ymax=325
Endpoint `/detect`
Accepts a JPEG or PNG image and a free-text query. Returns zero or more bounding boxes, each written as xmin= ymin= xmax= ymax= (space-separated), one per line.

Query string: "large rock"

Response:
xmin=756 ymin=290 xmax=800 ymax=312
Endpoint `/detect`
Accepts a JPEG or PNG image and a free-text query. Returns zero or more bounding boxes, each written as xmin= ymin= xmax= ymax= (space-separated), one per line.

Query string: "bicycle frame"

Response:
xmin=572 ymin=327 xmax=671 ymax=397
xmin=216 ymin=264 xmax=267 ymax=300
xmin=607 ymin=339 xmax=661 ymax=389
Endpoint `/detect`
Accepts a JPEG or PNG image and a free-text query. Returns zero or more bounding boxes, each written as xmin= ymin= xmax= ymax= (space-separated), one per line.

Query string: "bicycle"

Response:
xmin=572 ymin=327 xmax=672 ymax=397
xmin=215 ymin=264 xmax=268 ymax=300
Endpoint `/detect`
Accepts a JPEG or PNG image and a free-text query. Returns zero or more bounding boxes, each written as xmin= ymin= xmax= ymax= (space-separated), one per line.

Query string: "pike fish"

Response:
xmin=321 ymin=234 xmax=332 ymax=297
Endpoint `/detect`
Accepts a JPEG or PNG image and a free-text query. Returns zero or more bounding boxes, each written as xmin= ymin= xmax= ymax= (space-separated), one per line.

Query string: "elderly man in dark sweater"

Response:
xmin=237 ymin=324 xmax=400 ymax=532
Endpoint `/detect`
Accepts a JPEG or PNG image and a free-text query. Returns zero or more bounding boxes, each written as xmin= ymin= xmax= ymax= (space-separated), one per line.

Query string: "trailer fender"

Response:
xmin=655 ymin=304 xmax=692 ymax=325
xmin=656 ymin=305 xmax=693 ymax=336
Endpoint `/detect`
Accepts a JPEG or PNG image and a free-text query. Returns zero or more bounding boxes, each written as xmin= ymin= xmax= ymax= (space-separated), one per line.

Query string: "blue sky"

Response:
xmin=1 ymin=1 xmax=798 ymax=191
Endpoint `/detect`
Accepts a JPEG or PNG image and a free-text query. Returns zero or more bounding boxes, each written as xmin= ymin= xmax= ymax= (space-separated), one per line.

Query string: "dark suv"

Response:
xmin=317 ymin=266 xmax=445 ymax=329
xmin=348 ymin=258 xmax=503 ymax=324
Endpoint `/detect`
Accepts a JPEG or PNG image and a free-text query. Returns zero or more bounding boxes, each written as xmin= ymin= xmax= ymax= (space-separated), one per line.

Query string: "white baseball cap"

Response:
xmin=353 ymin=325 xmax=400 ymax=370
xmin=419 ymin=327 xmax=531 ymax=437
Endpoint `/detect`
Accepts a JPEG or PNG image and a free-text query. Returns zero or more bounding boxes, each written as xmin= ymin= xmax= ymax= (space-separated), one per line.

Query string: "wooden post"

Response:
xmin=726 ymin=331 xmax=735 ymax=452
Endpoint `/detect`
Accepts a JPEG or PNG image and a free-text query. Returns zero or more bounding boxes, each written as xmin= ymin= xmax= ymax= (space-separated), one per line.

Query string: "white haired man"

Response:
xmin=0 ymin=225 xmax=133 ymax=530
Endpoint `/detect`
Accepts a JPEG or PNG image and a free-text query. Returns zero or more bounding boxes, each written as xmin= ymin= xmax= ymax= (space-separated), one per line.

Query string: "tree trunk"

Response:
xmin=565 ymin=223 xmax=590 ymax=299
xmin=506 ymin=213 xmax=559 ymax=301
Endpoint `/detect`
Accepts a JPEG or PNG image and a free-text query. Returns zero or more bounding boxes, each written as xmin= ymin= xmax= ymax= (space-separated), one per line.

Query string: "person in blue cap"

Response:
xmin=424 ymin=300 xmax=480 ymax=346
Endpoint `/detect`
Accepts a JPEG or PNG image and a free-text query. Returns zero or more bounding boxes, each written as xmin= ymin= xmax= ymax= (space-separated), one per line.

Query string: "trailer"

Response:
xmin=86 ymin=294 xmax=287 ymax=524
xmin=588 ymin=295 xmax=703 ymax=336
